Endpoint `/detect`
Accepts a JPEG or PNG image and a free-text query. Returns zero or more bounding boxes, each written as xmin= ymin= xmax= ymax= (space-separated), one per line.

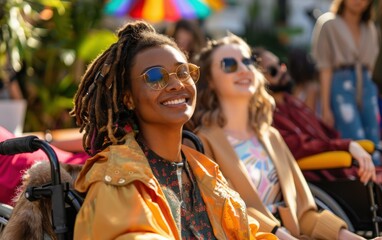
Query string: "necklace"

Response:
xmin=223 ymin=128 xmax=254 ymax=141
xmin=175 ymin=152 xmax=187 ymax=199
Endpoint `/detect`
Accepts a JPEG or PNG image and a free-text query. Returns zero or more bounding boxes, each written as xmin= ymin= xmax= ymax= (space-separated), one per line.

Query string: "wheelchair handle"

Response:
xmin=0 ymin=136 xmax=39 ymax=155
xmin=0 ymin=136 xmax=61 ymax=185
xmin=0 ymin=135 xmax=68 ymax=239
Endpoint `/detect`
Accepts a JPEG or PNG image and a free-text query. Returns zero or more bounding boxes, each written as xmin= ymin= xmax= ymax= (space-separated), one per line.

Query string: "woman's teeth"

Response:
xmin=163 ymin=98 xmax=186 ymax=105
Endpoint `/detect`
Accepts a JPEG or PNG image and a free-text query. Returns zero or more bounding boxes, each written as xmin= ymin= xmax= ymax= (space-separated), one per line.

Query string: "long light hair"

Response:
xmin=188 ymin=33 xmax=275 ymax=137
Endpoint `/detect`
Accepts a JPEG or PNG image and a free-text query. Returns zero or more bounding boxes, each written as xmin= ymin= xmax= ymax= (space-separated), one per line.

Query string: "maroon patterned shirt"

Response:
xmin=273 ymin=93 xmax=351 ymax=159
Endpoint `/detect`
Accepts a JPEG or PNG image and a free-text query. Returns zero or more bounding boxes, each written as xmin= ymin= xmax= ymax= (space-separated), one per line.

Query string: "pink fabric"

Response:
xmin=0 ymin=126 xmax=88 ymax=205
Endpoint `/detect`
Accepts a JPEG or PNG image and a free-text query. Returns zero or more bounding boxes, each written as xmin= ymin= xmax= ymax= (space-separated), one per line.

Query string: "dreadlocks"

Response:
xmin=70 ymin=21 xmax=181 ymax=156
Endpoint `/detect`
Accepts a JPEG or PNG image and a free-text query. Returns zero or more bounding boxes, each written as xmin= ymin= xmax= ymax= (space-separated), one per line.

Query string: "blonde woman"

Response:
xmin=189 ymin=34 xmax=371 ymax=239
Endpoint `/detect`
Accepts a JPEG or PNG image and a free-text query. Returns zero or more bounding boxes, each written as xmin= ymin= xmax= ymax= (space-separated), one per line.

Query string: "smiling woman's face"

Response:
xmin=210 ymin=43 xmax=256 ymax=101
xmin=126 ymin=45 xmax=196 ymax=129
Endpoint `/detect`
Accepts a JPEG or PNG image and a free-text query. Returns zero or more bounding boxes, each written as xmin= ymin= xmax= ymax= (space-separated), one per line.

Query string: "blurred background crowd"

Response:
xmin=0 ymin=0 xmax=381 ymax=135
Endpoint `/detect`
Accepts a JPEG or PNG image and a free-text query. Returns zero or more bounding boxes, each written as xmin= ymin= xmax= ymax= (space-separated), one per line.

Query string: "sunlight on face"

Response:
xmin=129 ymin=45 xmax=196 ymax=129
xmin=210 ymin=43 xmax=256 ymax=101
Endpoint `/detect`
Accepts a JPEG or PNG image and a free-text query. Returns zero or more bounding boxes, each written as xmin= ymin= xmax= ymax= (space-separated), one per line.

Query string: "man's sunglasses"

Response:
xmin=220 ymin=57 xmax=254 ymax=73
xmin=138 ymin=63 xmax=200 ymax=90
xmin=265 ymin=62 xmax=283 ymax=77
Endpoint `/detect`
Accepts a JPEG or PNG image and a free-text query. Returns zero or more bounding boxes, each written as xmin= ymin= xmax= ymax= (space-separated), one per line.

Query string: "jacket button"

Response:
xmin=104 ymin=175 xmax=112 ymax=182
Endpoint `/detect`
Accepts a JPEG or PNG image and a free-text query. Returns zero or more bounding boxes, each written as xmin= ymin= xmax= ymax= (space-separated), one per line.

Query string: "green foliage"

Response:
xmin=78 ymin=30 xmax=117 ymax=62
xmin=243 ymin=0 xmax=304 ymax=61
xmin=1 ymin=0 xmax=116 ymax=131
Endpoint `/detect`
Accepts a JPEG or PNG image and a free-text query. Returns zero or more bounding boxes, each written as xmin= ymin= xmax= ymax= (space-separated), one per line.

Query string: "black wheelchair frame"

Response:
xmin=0 ymin=135 xmax=84 ymax=239
xmin=0 ymin=203 xmax=12 ymax=234
xmin=306 ymin=172 xmax=382 ymax=238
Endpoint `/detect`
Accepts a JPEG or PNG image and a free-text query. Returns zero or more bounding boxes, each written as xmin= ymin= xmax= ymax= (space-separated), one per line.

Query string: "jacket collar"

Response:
xmin=197 ymin=125 xmax=279 ymax=220
xmin=198 ymin=124 xmax=302 ymax=232
xmin=258 ymin=128 xmax=300 ymax=235
xmin=183 ymin=145 xmax=253 ymax=239
xmin=76 ymin=131 xmax=239 ymax=239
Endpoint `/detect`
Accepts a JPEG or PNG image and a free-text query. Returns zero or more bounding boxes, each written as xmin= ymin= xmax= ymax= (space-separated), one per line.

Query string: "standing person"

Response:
xmin=165 ymin=19 xmax=207 ymax=63
xmin=253 ymin=47 xmax=376 ymax=183
xmin=373 ymin=0 xmax=382 ymax=92
xmin=70 ymin=20 xmax=275 ymax=239
xmin=373 ymin=0 xmax=382 ymax=138
xmin=311 ymin=0 xmax=380 ymax=158
xmin=189 ymin=33 xmax=369 ymax=239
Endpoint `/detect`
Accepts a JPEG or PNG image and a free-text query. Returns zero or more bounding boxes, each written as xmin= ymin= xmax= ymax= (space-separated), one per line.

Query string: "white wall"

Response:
xmin=204 ymin=0 xmax=253 ymax=37
xmin=287 ymin=0 xmax=331 ymax=46
xmin=204 ymin=0 xmax=332 ymax=46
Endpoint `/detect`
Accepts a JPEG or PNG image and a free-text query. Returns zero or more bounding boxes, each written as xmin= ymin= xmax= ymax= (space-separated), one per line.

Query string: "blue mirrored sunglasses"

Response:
xmin=220 ymin=57 xmax=254 ymax=73
xmin=138 ymin=63 xmax=200 ymax=90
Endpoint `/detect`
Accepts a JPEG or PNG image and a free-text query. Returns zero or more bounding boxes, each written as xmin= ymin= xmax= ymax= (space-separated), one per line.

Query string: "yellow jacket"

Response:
xmin=74 ymin=133 xmax=277 ymax=240
xmin=196 ymin=125 xmax=347 ymax=240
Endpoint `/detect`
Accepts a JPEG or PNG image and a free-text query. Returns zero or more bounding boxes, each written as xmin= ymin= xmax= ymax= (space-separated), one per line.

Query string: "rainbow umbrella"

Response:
xmin=104 ymin=0 xmax=225 ymax=23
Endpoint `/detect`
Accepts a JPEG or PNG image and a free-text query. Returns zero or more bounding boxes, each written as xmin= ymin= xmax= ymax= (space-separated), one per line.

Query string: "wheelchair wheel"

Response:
xmin=309 ymin=183 xmax=355 ymax=232
xmin=0 ymin=203 xmax=13 ymax=235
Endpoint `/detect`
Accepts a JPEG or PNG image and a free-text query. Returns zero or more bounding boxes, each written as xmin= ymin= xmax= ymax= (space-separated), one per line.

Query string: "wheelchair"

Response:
xmin=297 ymin=140 xmax=382 ymax=238
xmin=0 ymin=203 xmax=12 ymax=235
xmin=0 ymin=135 xmax=83 ymax=239
xmin=0 ymin=131 xmax=381 ymax=239
xmin=0 ymin=130 xmax=204 ymax=239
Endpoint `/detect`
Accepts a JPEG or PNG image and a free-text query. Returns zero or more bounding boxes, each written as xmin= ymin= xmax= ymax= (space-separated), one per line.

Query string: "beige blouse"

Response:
xmin=311 ymin=12 xmax=379 ymax=71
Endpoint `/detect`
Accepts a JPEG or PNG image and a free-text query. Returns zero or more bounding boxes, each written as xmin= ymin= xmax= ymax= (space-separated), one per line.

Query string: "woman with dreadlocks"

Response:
xmin=70 ymin=21 xmax=276 ymax=240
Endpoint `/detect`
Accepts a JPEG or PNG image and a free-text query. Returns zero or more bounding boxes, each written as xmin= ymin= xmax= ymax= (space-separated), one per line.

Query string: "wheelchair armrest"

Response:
xmin=356 ymin=139 xmax=375 ymax=154
xmin=297 ymin=151 xmax=352 ymax=170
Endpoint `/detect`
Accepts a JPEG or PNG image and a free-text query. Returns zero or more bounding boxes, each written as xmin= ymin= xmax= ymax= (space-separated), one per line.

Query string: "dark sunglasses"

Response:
xmin=138 ymin=63 xmax=200 ymax=90
xmin=266 ymin=62 xmax=283 ymax=77
xmin=220 ymin=57 xmax=254 ymax=73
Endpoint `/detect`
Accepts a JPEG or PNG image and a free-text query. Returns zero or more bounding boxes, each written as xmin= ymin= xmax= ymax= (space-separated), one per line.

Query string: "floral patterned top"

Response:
xmin=226 ymin=134 xmax=283 ymax=214
xmin=137 ymin=138 xmax=217 ymax=240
